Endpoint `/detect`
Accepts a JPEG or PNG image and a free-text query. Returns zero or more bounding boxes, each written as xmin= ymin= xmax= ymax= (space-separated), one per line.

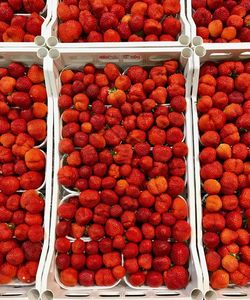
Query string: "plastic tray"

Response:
xmin=40 ymin=47 xmax=203 ymax=300
xmin=186 ymin=0 xmax=250 ymax=47
xmin=45 ymin=0 xmax=190 ymax=48
xmin=0 ymin=48 xmax=53 ymax=300
xmin=192 ymin=44 xmax=250 ymax=300
xmin=0 ymin=3 xmax=51 ymax=48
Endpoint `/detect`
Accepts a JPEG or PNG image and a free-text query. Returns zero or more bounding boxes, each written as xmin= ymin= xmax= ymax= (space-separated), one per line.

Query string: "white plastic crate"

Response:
xmin=186 ymin=0 xmax=250 ymax=47
xmin=0 ymin=2 xmax=51 ymax=48
xmin=46 ymin=0 xmax=190 ymax=48
xmin=40 ymin=47 xmax=203 ymax=300
xmin=0 ymin=48 xmax=53 ymax=300
xmin=192 ymin=44 xmax=250 ymax=300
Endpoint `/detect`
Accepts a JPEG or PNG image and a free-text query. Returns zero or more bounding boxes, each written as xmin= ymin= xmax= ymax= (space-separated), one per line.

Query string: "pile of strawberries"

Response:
xmin=57 ymin=0 xmax=182 ymax=42
xmin=56 ymin=61 xmax=191 ymax=288
xmin=197 ymin=60 xmax=250 ymax=289
xmin=0 ymin=62 xmax=47 ymax=283
xmin=192 ymin=0 xmax=250 ymax=42
xmin=0 ymin=0 xmax=45 ymax=42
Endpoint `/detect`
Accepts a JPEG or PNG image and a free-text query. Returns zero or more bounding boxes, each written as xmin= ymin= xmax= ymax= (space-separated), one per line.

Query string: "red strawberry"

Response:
xmin=125 ymin=226 xmax=142 ymax=243
xmin=6 ymin=247 xmax=24 ymax=265
xmin=152 ymin=256 xmax=171 ymax=272
xmin=79 ymin=269 xmax=95 ymax=286
xmin=103 ymin=251 xmax=121 ymax=268
xmin=193 ymin=8 xmax=212 ymax=27
xmin=172 ymin=220 xmax=191 ymax=242
xmin=138 ymin=253 xmax=152 ymax=270
xmin=23 ymin=0 xmax=45 ymax=13
xmin=0 ymin=223 xmax=13 ymax=241
xmin=170 ymin=242 xmax=189 ymax=266
xmin=22 ymin=241 xmax=42 ymax=261
xmin=129 ymin=272 xmax=145 ymax=286
xmin=146 ymin=271 xmax=163 ymax=287
xmin=203 ymin=232 xmax=220 ymax=249
xmin=105 ymin=218 xmax=124 ymax=237
xmin=122 ymin=242 xmax=138 ymax=258
xmin=241 ymin=246 xmax=250 ymax=264
xmin=0 ymin=3 xmax=14 ymax=23
xmin=226 ymin=211 xmax=242 ymax=230
xmin=164 ymin=266 xmax=189 ymax=289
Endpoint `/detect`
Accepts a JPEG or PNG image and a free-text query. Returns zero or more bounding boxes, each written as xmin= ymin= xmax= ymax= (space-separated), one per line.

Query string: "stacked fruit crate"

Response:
xmin=0 ymin=1 xmax=249 ymax=300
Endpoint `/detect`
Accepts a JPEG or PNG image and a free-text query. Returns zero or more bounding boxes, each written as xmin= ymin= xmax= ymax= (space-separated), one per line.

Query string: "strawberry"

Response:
xmin=105 ymin=218 xmax=124 ymax=237
xmin=129 ymin=272 xmax=145 ymax=286
xmin=164 ymin=266 xmax=189 ymax=289
xmin=138 ymin=253 xmax=152 ymax=270
xmin=79 ymin=269 xmax=95 ymax=286
xmin=100 ymin=12 xmax=119 ymax=31
xmin=88 ymin=223 xmax=105 ymax=241
xmin=170 ymin=242 xmax=189 ymax=266
xmin=0 ymin=223 xmax=13 ymax=241
xmin=206 ymin=250 xmax=221 ymax=271
xmin=152 ymin=256 xmax=171 ymax=272
xmin=103 ymin=252 xmax=121 ymax=268
xmin=146 ymin=271 xmax=163 ymax=287
xmin=226 ymin=211 xmax=242 ymax=230
xmin=193 ymin=8 xmax=212 ymax=27
xmin=125 ymin=226 xmax=142 ymax=243
xmin=6 ymin=247 xmax=24 ymax=265
xmin=220 ymin=228 xmax=238 ymax=245
xmin=0 ymin=3 xmax=14 ymax=24
xmin=213 ymin=7 xmax=230 ymax=23
xmin=122 ymin=242 xmax=138 ymax=258
xmin=59 ymin=267 xmax=78 ymax=287
xmin=203 ymin=232 xmax=220 ymax=249
xmin=241 ymin=245 xmax=250 ymax=264
xmin=172 ymin=220 xmax=191 ymax=242
xmin=95 ymin=268 xmax=116 ymax=286
xmin=22 ymin=240 xmax=42 ymax=261
xmin=55 ymin=237 xmax=71 ymax=253
xmin=153 ymin=240 xmax=171 ymax=257
xmin=28 ymin=224 xmax=44 ymax=242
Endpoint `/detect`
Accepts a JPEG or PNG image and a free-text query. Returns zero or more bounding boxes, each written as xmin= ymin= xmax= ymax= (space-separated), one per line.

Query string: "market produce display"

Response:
xmin=197 ymin=60 xmax=250 ymax=289
xmin=57 ymin=0 xmax=182 ymax=42
xmin=56 ymin=61 xmax=191 ymax=288
xmin=192 ymin=0 xmax=250 ymax=42
xmin=0 ymin=0 xmax=45 ymax=42
xmin=0 ymin=62 xmax=47 ymax=283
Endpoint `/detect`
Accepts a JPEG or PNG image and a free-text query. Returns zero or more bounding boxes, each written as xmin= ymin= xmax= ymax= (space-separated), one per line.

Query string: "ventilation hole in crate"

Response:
xmin=98 ymin=55 xmax=119 ymax=63
xmin=65 ymin=294 xmax=89 ymax=297
xmin=99 ymin=294 xmax=120 ymax=297
xmin=156 ymin=292 xmax=180 ymax=296
xmin=76 ymin=57 xmax=92 ymax=63
xmin=123 ymin=55 xmax=142 ymax=63
xmin=125 ymin=293 xmax=145 ymax=297
xmin=0 ymin=293 xmax=23 ymax=296
xmin=222 ymin=293 xmax=247 ymax=297
xmin=209 ymin=53 xmax=232 ymax=58
xmin=149 ymin=55 xmax=171 ymax=62
xmin=239 ymin=52 xmax=250 ymax=58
